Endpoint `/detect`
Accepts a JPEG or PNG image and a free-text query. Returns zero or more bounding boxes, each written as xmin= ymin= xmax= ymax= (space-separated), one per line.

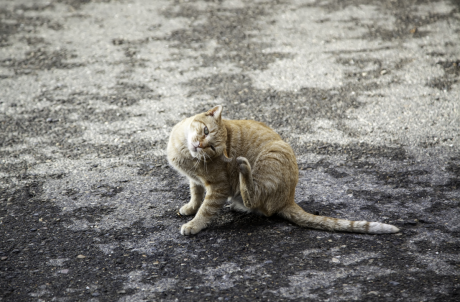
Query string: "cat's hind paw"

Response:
xmin=229 ymin=201 xmax=252 ymax=213
xmin=180 ymin=221 xmax=204 ymax=235
xmin=179 ymin=202 xmax=198 ymax=216
xmin=236 ymin=157 xmax=251 ymax=175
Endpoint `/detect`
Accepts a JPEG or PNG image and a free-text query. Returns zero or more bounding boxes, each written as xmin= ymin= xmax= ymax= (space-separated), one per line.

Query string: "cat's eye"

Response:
xmin=204 ymin=126 xmax=209 ymax=135
xmin=210 ymin=145 xmax=216 ymax=151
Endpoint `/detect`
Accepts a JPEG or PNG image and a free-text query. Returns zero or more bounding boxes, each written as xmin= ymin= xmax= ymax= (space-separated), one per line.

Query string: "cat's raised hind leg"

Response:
xmin=237 ymin=156 xmax=257 ymax=209
xmin=179 ymin=180 xmax=205 ymax=216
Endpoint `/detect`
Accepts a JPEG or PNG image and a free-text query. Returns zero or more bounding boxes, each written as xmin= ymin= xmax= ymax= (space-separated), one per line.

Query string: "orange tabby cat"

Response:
xmin=167 ymin=105 xmax=399 ymax=235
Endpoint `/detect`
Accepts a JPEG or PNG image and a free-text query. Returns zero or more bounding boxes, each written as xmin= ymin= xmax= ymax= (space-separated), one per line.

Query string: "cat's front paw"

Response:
xmin=180 ymin=221 xmax=204 ymax=235
xmin=236 ymin=157 xmax=251 ymax=175
xmin=179 ymin=202 xmax=198 ymax=216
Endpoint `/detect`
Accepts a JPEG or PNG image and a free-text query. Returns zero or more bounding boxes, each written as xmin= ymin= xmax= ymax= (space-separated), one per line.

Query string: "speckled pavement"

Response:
xmin=1 ymin=0 xmax=459 ymax=301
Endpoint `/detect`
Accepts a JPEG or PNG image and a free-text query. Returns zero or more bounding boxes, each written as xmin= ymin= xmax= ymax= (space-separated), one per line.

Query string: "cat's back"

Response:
xmin=223 ymin=119 xmax=289 ymax=157
xmin=224 ymin=119 xmax=281 ymax=141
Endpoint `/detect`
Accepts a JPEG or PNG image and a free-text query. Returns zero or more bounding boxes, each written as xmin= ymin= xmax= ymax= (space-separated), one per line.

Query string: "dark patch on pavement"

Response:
xmin=1 ymin=48 xmax=83 ymax=76
xmin=162 ymin=2 xmax=291 ymax=71
xmin=428 ymin=60 xmax=460 ymax=91
xmin=0 ymin=3 xmax=58 ymax=47
xmin=0 ymin=183 xmax=153 ymax=301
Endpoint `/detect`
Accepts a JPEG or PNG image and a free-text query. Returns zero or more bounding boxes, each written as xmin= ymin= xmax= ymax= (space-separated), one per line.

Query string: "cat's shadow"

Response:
xmin=210 ymin=207 xmax=289 ymax=232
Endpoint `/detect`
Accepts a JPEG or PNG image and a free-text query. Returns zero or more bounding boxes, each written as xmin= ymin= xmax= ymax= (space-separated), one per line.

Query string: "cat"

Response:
xmin=167 ymin=105 xmax=399 ymax=235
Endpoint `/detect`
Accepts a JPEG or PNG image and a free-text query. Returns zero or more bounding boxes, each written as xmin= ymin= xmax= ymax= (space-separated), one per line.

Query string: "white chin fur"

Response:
xmin=189 ymin=147 xmax=204 ymax=159
xmin=189 ymin=149 xmax=198 ymax=158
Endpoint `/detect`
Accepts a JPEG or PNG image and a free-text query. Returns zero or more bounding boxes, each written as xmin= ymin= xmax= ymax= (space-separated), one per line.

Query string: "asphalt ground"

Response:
xmin=0 ymin=0 xmax=459 ymax=301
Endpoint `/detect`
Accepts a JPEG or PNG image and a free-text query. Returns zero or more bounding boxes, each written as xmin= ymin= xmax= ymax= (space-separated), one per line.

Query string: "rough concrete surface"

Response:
xmin=1 ymin=0 xmax=459 ymax=301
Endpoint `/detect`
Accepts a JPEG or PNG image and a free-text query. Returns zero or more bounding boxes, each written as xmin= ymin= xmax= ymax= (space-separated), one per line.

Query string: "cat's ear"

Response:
xmin=205 ymin=105 xmax=223 ymax=121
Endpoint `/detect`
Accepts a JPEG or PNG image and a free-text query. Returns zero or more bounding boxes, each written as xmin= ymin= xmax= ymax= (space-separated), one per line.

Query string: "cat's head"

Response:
xmin=187 ymin=105 xmax=231 ymax=162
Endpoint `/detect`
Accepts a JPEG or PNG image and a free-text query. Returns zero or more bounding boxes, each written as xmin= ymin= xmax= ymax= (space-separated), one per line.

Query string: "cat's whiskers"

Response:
xmin=191 ymin=153 xmax=201 ymax=171
xmin=193 ymin=157 xmax=201 ymax=171
xmin=199 ymin=151 xmax=208 ymax=172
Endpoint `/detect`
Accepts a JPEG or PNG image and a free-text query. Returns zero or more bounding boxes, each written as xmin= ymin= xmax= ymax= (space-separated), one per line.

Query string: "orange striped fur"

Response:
xmin=167 ymin=105 xmax=400 ymax=235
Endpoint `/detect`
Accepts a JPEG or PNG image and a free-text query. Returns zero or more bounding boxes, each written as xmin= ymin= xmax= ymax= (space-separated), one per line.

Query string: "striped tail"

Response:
xmin=279 ymin=203 xmax=399 ymax=234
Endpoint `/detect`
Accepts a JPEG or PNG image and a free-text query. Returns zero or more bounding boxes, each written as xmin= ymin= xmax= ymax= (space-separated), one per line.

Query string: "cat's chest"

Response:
xmin=172 ymin=157 xmax=220 ymax=183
